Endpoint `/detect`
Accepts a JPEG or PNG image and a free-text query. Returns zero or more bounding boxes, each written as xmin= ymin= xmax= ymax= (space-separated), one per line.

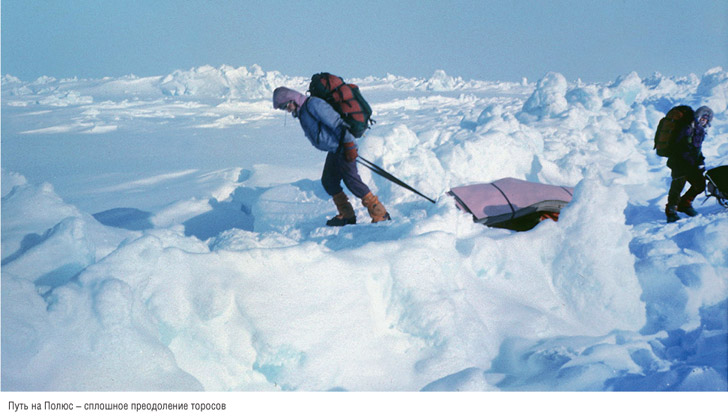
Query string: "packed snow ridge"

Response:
xmin=2 ymin=65 xmax=727 ymax=391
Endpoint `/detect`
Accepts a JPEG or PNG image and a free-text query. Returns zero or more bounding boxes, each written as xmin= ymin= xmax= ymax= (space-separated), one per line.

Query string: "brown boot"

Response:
xmin=362 ymin=192 xmax=391 ymax=223
xmin=327 ymin=192 xmax=356 ymax=226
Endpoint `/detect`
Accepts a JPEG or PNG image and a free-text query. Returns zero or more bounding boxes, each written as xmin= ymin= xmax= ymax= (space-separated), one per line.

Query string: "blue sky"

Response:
xmin=2 ymin=0 xmax=727 ymax=83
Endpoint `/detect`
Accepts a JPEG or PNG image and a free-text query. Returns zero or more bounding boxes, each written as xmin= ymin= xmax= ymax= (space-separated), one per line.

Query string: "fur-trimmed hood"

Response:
xmin=272 ymin=87 xmax=307 ymax=110
xmin=695 ymin=106 xmax=714 ymax=126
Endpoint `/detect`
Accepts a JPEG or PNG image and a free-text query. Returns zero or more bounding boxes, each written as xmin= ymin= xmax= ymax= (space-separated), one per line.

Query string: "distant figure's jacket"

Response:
xmin=668 ymin=123 xmax=705 ymax=172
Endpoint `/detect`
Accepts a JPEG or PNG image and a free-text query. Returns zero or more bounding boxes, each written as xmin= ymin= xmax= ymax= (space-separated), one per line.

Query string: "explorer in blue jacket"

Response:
xmin=665 ymin=105 xmax=713 ymax=223
xmin=273 ymin=86 xmax=390 ymax=226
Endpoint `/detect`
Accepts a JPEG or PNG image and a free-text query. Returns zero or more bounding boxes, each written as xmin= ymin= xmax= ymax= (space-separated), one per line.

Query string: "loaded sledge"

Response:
xmin=358 ymin=154 xmax=575 ymax=232
xmin=705 ymin=165 xmax=728 ymax=208
xmin=449 ymin=178 xmax=575 ymax=231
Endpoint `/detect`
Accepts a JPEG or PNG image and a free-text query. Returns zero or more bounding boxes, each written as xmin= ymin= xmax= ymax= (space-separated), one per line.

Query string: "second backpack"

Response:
xmin=654 ymin=105 xmax=694 ymax=157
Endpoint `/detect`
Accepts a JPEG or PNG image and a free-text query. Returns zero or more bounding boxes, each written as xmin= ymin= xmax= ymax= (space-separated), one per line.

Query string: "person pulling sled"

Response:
xmin=273 ymin=81 xmax=390 ymax=226
xmin=661 ymin=105 xmax=714 ymax=223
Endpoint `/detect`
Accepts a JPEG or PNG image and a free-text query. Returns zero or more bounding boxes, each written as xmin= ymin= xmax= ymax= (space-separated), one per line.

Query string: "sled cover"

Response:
xmin=449 ymin=178 xmax=574 ymax=230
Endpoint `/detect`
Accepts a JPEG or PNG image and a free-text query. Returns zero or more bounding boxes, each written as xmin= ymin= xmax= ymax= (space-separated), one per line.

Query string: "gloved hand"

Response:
xmin=343 ymin=141 xmax=358 ymax=162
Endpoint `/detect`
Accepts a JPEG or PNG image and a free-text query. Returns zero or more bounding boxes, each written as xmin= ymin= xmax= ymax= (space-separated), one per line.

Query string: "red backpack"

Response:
xmin=309 ymin=73 xmax=374 ymax=138
xmin=654 ymin=105 xmax=694 ymax=157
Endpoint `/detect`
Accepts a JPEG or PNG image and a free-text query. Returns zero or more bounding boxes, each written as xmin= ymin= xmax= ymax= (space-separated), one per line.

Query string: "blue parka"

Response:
xmin=296 ymin=97 xmax=356 ymax=153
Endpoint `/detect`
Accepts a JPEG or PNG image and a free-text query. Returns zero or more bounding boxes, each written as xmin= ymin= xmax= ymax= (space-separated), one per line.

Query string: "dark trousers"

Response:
xmin=668 ymin=166 xmax=705 ymax=206
xmin=321 ymin=152 xmax=371 ymax=198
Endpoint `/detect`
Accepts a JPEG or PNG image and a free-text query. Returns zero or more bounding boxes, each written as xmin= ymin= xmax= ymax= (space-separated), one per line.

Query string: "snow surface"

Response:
xmin=2 ymin=65 xmax=727 ymax=392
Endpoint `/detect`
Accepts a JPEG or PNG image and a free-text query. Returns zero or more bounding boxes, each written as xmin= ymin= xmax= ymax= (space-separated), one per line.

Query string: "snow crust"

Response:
xmin=2 ymin=66 xmax=727 ymax=391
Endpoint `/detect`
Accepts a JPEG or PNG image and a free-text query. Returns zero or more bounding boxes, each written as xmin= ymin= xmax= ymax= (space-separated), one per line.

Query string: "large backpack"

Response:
xmin=654 ymin=105 xmax=694 ymax=157
xmin=309 ymin=72 xmax=374 ymax=138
